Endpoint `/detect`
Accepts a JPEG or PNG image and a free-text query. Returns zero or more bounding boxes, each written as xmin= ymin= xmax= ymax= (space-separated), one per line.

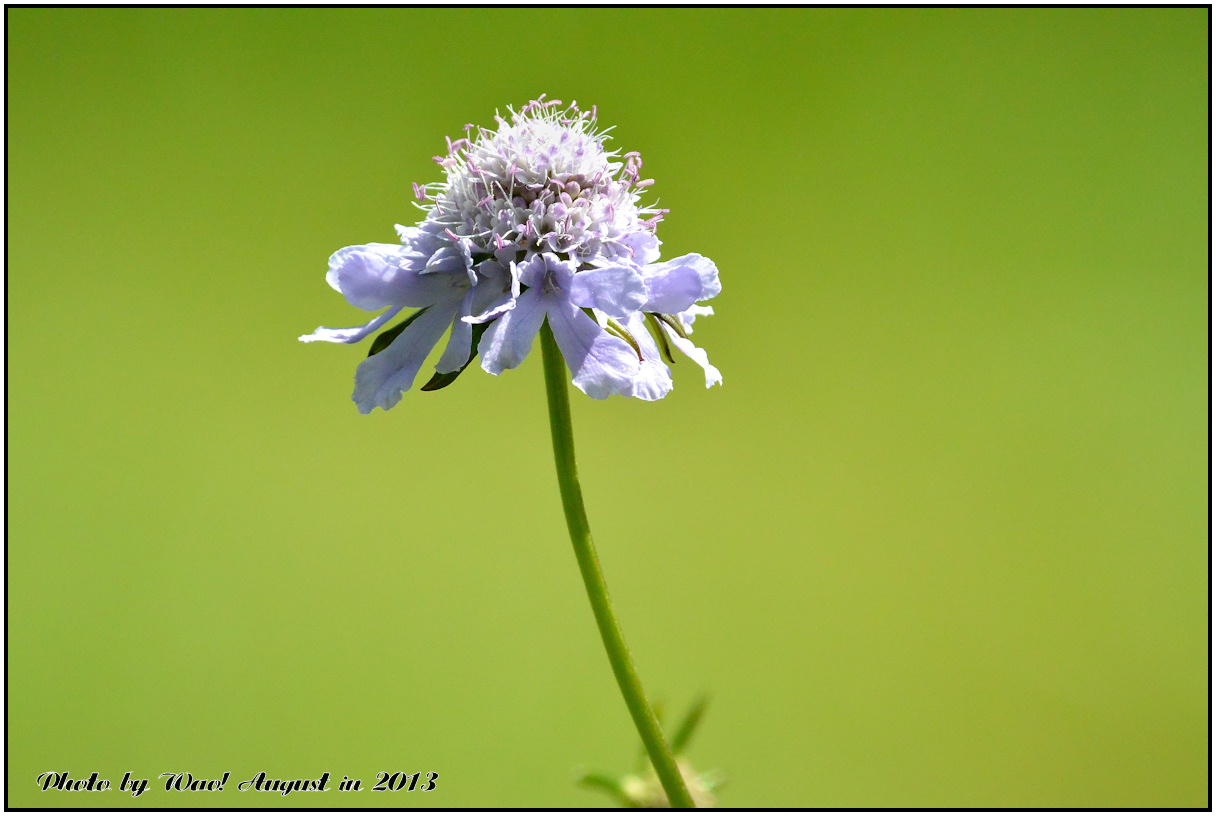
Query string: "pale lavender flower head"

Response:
xmin=301 ymin=96 xmax=721 ymax=412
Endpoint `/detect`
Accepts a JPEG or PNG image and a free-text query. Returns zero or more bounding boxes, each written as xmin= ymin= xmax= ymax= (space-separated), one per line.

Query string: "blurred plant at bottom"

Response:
xmin=578 ymin=696 xmax=723 ymax=808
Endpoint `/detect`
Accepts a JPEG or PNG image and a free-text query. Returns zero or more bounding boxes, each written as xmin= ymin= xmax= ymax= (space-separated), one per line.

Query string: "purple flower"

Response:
xmin=477 ymin=253 xmax=646 ymax=399
xmin=612 ymin=235 xmax=723 ymax=401
xmin=301 ymin=96 xmax=722 ymax=411
xmin=299 ymin=227 xmax=512 ymax=413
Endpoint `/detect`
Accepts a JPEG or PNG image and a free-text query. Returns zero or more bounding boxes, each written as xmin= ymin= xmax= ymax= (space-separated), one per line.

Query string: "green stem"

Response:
xmin=539 ymin=321 xmax=696 ymax=809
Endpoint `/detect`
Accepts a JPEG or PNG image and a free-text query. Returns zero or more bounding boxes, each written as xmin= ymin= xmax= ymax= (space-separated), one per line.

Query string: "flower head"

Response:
xmin=301 ymin=96 xmax=722 ymax=412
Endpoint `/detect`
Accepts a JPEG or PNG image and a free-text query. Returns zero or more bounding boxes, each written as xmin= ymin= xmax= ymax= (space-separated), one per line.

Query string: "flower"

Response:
xmin=619 ymin=235 xmax=722 ymax=401
xmin=301 ymin=96 xmax=722 ymax=411
xmin=299 ymin=227 xmax=512 ymax=412
xmin=478 ymin=252 xmax=647 ymax=399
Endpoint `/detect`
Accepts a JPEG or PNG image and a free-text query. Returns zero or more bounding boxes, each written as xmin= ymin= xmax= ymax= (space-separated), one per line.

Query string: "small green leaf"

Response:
xmin=420 ymin=321 xmax=490 ymax=391
xmin=576 ymin=771 xmax=632 ymax=807
xmin=669 ymin=694 xmax=710 ymax=754
xmin=367 ymin=308 xmax=429 ymax=358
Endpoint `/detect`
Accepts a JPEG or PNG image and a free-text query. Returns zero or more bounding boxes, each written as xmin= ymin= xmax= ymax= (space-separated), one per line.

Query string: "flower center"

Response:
xmin=416 ymin=97 xmax=666 ymax=264
xmin=540 ymin=266 xmax=562 ymax=295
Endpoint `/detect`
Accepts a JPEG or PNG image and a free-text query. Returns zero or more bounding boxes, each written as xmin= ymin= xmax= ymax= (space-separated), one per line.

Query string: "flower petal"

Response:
xmin=398 ymin=221 xmax=447 ymax=253
xmin=623 ymin=231 xmax=662 ymax=266
xmin=326 ymin=244 xmax=404 ymax=310
xmin=642 ymin=254 xmax=721 ymax=313
xmin=464 ymin=294 xmax=516 ymax=325
xmin=623 ymin=314 xmax=672 ymax=401
xmin=516 ymin=252 xmax=577 ymax=289
xmin=680 ymin=304 xmax=714 ymax=330
xmin=298 ymin=306 xmax=403 ymax=344
xmin=663 ymin=326 xmax=723 ymax=388
xmin=685 ymin=254 xmax=722 ymax=300
xmin=641 ymin=264 xmax=702 ymax=314
xmin=424 ymin=237 xmax=475 ymax=285
xmin=465 ymin=259 xmax=521 ymax=324
xmin=478 ymin=288 xmax=546 ymax=375
xmin=547 ymin=299 xmax=640 ymax=399
xmin=352 ymin=305 xmax=456 ymax=413
xmin=435 ymin=290 xmax=474 ymax=374
xmin=568 ymin=265 xmax=647 ymax=318
xmin=327 ymin=244 xmax=458 ymax=311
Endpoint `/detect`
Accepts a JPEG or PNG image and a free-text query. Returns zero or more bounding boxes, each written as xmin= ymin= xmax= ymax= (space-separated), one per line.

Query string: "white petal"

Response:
xmin=299 ymin=306 xmax=403 ymax=344
xmin=464 ymin=293 xmax=516 ymax=325
xmin=624 ymin=314 xmax=672 ymax=401
xmin=678 ymin=304 xmax=714 ymax=333
xmin=664 ymin=327 xmax=723 ymax=388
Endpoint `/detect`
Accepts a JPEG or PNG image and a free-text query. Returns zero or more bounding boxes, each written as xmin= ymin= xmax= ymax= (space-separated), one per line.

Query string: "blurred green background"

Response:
xmin=7 ymin=8 xmax=1207 ymax=808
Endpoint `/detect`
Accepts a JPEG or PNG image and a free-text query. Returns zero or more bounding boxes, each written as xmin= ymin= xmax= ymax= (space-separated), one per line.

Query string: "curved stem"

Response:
xmin=539 ymin=321 xmax=696 ymax=809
